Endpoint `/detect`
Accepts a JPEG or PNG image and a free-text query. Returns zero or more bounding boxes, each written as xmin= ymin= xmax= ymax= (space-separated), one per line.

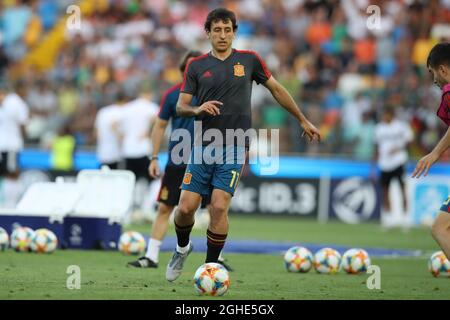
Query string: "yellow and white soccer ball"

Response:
xmin=284 ymin=246 xmax=313 ymax=273
xmin=193 ymin=262 xmax=230 ymax=296
xmin=314 ymin=248 xmax=342 ymax=274
xmin=118 ymin=231 xmax=146 ymax=255
xmin=341 ymin=248 xmax=371 ymax=274
xmin=10 ymin=226 xmax=35 ymax=252
xmin=30 ymin=228 xmax=58 ymax=253
xmin=428 ymin=251 xmax=450 ymax=278
xmin=0 ymin=227 xmax=9 ymax=251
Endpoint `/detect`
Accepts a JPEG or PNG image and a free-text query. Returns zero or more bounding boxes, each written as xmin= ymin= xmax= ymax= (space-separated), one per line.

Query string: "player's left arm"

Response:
xmin=412 ymin=126 xmax=450 ymax=178
xmin=413 ymin=94 xmax=450 ymax=178
xmin=263 ymin=76 xmax=321 ymax=142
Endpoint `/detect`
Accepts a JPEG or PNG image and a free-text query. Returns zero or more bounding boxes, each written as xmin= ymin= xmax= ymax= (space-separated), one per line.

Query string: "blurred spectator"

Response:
xmin=346 ymin=110 xmax=376 ymax=161
xmin=23 ymin=0 xmax=43 ymax=49
xmin=25 ymin=79 xmax=59 ymax=143
xmin=58 ymin=82 xmax=78 ymax=118
xmin=38 ymin=0 xmax=58 ymax=31
xmin=1 ymin=0 xmax=31 ymax=60
xmin=305 ymin=6 xmax=332 ymax=47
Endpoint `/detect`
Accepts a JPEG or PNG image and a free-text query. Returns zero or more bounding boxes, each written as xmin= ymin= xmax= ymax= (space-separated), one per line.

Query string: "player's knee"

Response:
xmin=210 ymin=202 xmax=228 ymax=216
xmin=176 ymin=202 xmax=196 ymax=218
xmin=158 ymin=203 xmax=173 ymax=217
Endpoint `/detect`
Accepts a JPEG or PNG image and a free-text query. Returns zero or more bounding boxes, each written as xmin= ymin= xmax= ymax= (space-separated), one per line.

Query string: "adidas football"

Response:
xmin=118 ymin=231 xmax=146 ymax=255
xmin=30 ymin=229 xmax=58 ymax=253
xmin=194 ymin=262 xmax=230 ymax=296
xmin=10 ymin=226 xmax=35 ymax=252
xmin=314 ymin=248 xmax=341 ymax=274
xmin=284 ymin=246 xmax=313 ymax=273
xmin=428 ymin=251 xmax=450 ymax=278
xmin=0 ymin=227 xmax=9 ymax=251
xmin=341 ymin=248 xmax=371 ymax=274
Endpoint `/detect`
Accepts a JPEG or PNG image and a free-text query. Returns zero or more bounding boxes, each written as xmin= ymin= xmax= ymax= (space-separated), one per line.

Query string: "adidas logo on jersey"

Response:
xmin=202 ymin=71 xmax=213 ymax=78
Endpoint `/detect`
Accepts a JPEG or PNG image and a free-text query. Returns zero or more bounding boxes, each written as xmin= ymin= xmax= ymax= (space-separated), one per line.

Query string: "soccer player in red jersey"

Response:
xmin=412 ymin=42 xmax=450 ymax=259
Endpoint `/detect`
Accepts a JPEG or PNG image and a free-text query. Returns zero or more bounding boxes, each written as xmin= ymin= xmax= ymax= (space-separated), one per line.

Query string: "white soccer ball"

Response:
xmin=0 ymin=227 xmax=9 ymax=251
xmin=314 ymin=248 xmax=342 ymax=274
xmin=194 ymin=262 xmax=230 ymax=296
xmin=118 ymin=231 xmax=146 ymax=255
xmin=284 ymin=246 xmax=313 ymax=273
xmin=341 ymin=248 xmax=371 ymax=274
xmin=10 ymin=227 xmax=35 ymax=252
xmin=428 ymin=251 xmax=450 ymax=278
xmin=30 ymin=228 xmax=58 ymax=253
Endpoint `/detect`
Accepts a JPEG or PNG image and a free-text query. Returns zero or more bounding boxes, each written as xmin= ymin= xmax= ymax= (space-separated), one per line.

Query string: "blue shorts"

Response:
xmin=181 ymin=145 xmax=247 ymax=196
xmin=440 ymin=196 xmax=450 ymax=213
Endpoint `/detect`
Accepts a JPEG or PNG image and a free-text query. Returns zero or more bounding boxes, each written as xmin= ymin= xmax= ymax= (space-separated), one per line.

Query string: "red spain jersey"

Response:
xmin=437 ymin=83 xmax=450 ymax=126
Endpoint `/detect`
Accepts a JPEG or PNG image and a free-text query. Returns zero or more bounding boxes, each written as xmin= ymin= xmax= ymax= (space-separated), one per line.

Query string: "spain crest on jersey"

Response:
xmin=183 ymin=173 xmax=192 ymax=185
xmin=233 ymin=63 xmax=245 ymax=77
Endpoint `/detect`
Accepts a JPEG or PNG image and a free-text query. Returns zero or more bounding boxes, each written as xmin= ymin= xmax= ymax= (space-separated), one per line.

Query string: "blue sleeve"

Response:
xmin=158 ymin=89 xmax=175 ymax=121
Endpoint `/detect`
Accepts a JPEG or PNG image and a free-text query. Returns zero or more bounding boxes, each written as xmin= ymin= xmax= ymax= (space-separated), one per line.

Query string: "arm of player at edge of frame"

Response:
xmin=412 ymin=126 xmax=450 ymax=178
xmin=176 ymin=92 xmax=222 ymax=118
xmin=263 ymin=76 xmax=321 ymax=143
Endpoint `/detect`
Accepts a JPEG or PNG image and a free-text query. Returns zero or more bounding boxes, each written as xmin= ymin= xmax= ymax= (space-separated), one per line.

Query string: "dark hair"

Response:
xmin=427 ymin=42 xmax=450 ymax=69
xmin=116 ymin=90 xmax=128 ymax=102
xmin=383 ymin=106 xmax=395 ymax=116
xmin=204 ymin=8 xmax=238 ymax=32
xmin=179 ymin=50 xmax=203 ymax=73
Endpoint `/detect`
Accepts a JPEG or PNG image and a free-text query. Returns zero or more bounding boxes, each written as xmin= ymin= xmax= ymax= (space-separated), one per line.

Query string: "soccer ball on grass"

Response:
xmin=10 ymin=226 xmax=35 ymax=252
xmin=341 ymin=248 xmax=371 ymax=274
xmin=193 ymin=262 xmax=230 ymax=296
xmin=428 ymin=251 xmax=450 ymax=277
xmin=284 ymin=246 xmax=313 ymax=273
xmin=30 ymin=228 xmax=58 ymax=253
xmin=314 ymin=248 xmax=341 ymax=274
xmin=118 ymin=231 xmax=146 ymax=255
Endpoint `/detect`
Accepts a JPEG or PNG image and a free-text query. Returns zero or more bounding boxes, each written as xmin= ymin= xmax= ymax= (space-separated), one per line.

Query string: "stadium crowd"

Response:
xmin=1 ymin=0 xmax=450 ymax=160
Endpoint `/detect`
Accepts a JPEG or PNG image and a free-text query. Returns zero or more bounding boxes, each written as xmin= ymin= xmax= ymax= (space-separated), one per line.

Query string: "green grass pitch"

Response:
xmin=0 ymin=215 xmax=449 ymax=300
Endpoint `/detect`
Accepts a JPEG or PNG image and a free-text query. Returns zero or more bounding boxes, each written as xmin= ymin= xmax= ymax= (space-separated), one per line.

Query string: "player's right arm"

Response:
xmin=176 ymin=92 xmax=222 ymax=117
xmin=148 ymin=117 xmax=168 ymax=178
xmin=412 ymin=127 xmax=450 ymax=178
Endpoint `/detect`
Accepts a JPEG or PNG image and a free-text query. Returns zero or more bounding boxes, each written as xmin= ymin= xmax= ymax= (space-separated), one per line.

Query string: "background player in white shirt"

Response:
xmin=0 ymin=83 xmax=29 ymax=208
xmin=94 ymin=92 xmax=128 ymax=169
xmin=374 ymin=107 xmax=413 ymax=228
xmin=0 ymin=85 xmax=29 ymax=176
xmin=120 ymin=87 xmax=159 ymax=182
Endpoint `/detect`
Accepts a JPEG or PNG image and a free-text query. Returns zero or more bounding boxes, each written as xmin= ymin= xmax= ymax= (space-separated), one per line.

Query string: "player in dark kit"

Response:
xmin=165 ymin=8 xmax=321 ymax=282
xmin=127 ymin=51 xmax=232 ymax=271
xmin=412 ymin=42 xmax=450 ymax=259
